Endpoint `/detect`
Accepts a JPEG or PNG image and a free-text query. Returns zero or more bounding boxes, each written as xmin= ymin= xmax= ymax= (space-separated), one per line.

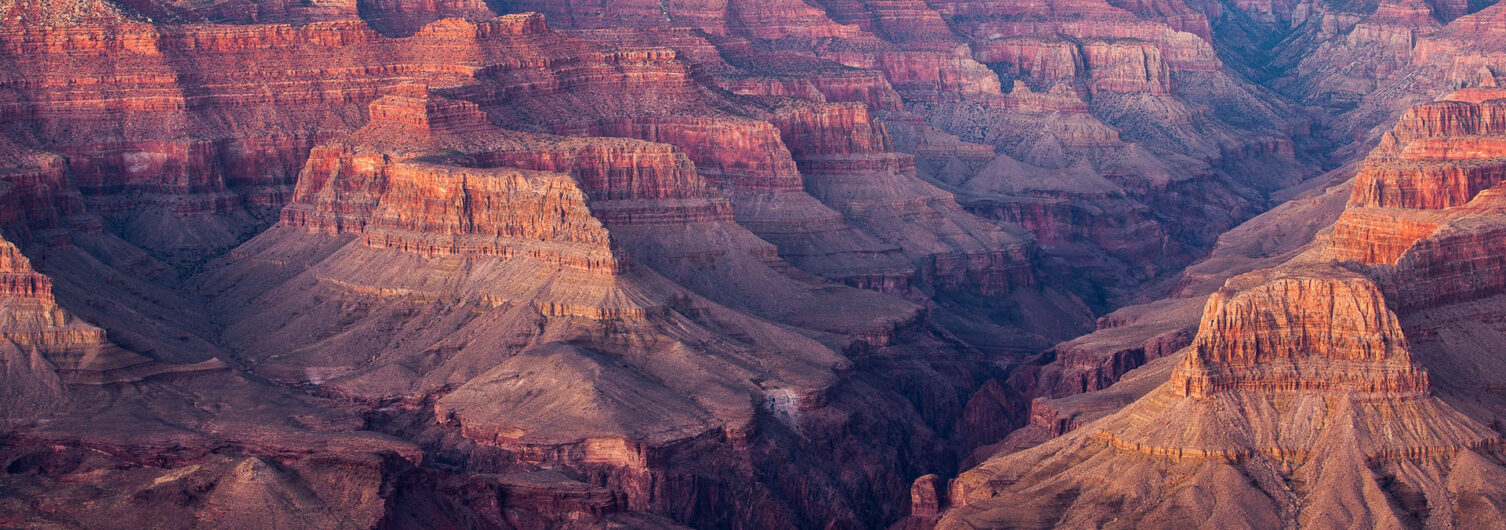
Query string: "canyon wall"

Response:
xmin=934 ymin=87 xmax=1506 ymax=530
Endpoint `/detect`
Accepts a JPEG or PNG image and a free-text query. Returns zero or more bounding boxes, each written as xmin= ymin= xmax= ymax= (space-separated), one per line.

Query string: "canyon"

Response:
xmin=3 ymin=0 xmax=1506 ymax=528
xmin=937 ymin=87 xmax=1506 ymax=528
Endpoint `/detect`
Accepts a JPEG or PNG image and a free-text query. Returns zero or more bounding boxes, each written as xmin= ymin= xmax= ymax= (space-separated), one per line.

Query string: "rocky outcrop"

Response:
xmin=0 ymin=239 xmax=53 ymax=302
xmin=193 ymin=85 xmax=989 ymax=528
xmin=908 ymin=473 xmax=944 ymax=518
xmin=936 ymin=88 xmax=1506 ymax=529
xmin=1327 ymin=95 xmax=1506 ymax=270
xmin=1376 ymin=206 xmax=1506 ymax=311
xmin=0 ymin=232 xmax=216 ymax=385
xmin=0 ymin=235 xmax=67 ymax=422
xmin=768 ymin=101 xmax=1034 ymax=296
xmin=941 ymin=264 xmax=1504 ymax=529
xmin=973 ymin=36 xmax=1179 ymax=95
xmin=1324 ymin=207 xmax=1447 ymax=264
xmin=479 ymin=0 xmax=1310 ymax=309
xmin=10 ymin=0 xmax=1476 ymax=527
xmin=812 ymin=0 xmax=957 ymax=45
xmin=1170 ymin=266 xmax=1430 ymax=397
xmin=0 ymin=142 xmax=92 ymax=245
xmin=281 ymin=89 xmax=622 ymax=273
xmin=1332 ymin=102 xmax=1506 ymax=308
xmin=1037 ymin=311 xmax=1196 ymax=397
xmin=1348 ymin=100 xmax=1506 ymax=211
xmin=876 ymin=49 xmax=1009 ymax=102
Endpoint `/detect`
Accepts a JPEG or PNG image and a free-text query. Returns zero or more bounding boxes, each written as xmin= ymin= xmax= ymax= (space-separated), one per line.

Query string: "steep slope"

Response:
xmin=0 ymin=131 xmax=470 ymax=530
xmin=943 ymin=265 xmax=1505 ymax=529
xmin=0 ymin=10 xmax=1027 ymax=528
xmin=491 ymin=0 xmax=1315 ymax=307
xmin=14 ymin=0 xmax=1501 ymax=528
xmin=934 ymin=89 xmax=1506 ymax=529
xmin=194 ymin=84 xmax=1016 ymax=528
xmin=976 ymin=0 xmax=1506 ymax=462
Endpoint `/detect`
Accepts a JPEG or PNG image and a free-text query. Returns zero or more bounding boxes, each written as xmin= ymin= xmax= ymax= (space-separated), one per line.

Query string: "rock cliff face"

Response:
xmin=486 ymin=0 xmax=1314 ymax=307
xmin=280 ymin=89 xmax=622 ymax=272
xmin=936 ymin=88 xmax=1506 ymax=529
xmin=0 ymin=235 xmax=67 ymax=422
xmin=191 ymin=86 xmax=1000 ymax=528
xmin=1327 ymin=94 xmax=1506 ymax=272
xmin=0 ymin=237 xmax=105 ymax=363
xmin=14 ymin=0 xmax=1506 ymax=527
xmin=0 ymin=8 xmax=1036 ymax=527
xmin=1169 ymin=267 xmax=1430 ymax=397
xmin=1335 ymin=93 xmax=1506 ymax=314
xmin=942 ymin=265 xmax=1504 ymax=529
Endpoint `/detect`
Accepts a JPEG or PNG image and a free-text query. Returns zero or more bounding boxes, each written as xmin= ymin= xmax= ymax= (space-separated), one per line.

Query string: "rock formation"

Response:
xmin=194 ymin=85 xmax=995 ymax=527
xmin=1326 ymin=92 xmax=1506 ymax=310
xmin=11 ymin=0 xmax=1506 ymax=527
xmin=936 ymin=88 xmax=1506 ymax=529
xmin=486 ymin=0 xmax=1317 ymax=307
xmin=943 ymin=265 xmax=1505 ymax=529
xmin=0 ymin=8 xmax=1028 ymax=527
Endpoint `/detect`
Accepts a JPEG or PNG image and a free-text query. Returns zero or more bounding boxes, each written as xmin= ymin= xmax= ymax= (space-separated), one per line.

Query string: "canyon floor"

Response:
xmin=4 ymin=0 xmax=1506 ymax=528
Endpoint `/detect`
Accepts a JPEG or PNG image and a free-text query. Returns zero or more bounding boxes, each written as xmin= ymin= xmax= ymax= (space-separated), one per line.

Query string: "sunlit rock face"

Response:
xmin=936 ymin=88 xmax=1506 ymax=529
xmin=1169 ymin=267 xmax=1429 ymax=398
xmin=942 ymin=262 xmax=1504 ymax=529
xmin=9 ymin=0 xmax=1506 ymax=527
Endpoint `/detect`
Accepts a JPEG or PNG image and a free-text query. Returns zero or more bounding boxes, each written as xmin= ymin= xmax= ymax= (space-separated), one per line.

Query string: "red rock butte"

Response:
xmin=4 ymin=0 xmax=1506 ymax=528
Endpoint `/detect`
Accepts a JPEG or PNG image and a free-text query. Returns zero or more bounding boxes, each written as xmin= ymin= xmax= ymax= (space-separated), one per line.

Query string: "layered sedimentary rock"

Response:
xmin=0 ymin=7 xmax=1052 ymax=527
xmin=935 ymin=86 xmax=1506 ymax=529
xmin=1031 ymin=300 xmax=1199 ymax=398
xmin=0 ymin=227 xmax=221 ymax=385
xmin=280 ymin=88 xmax=621 ymax=273
xmin=0 ymin=16 xmax=383 ymax=263
xmin=15 ymin=0 xmax=1492 ymax=527
xmin=192 ymin=86 xmax=987 ymax=528
xmin=1327 ymin=94 xmax=1506 ymax=273
xmin=1351 ymin=99 xmax=1506 ymax=211
xmin=1235 ymin=0 xmax=1506 ymax=166
xmin=0 ymin=236 xmax=67 ymax=421
xmin=478 ymin=0 xmax=1312 ymax=307
xmin=1171 ymin=267 xmax=1430 ymax=397
xmin=554 ymin=111 xmax=927 ymax=293
xmin=767 ymin=101 xmax=1033 ymax=296
xmin=812 ymin=0 xmax=957 ymax=45
xmin=941 ymin=264 xmax=1504 ymax=528
xmin=0 ymin=238 xmax=102 ymax=360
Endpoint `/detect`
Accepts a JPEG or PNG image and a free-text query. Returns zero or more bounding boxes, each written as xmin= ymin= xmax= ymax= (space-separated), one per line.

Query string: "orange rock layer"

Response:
xmin=0 ymin=239 xmax=53 ymax=303
xmin=282 ymin=90 xmax=640 ymax=273
xmin=1170 ymin=266 xmax=1430 ymax=398
xmin=1330 ymin=96 xmax=1506 ymax=264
